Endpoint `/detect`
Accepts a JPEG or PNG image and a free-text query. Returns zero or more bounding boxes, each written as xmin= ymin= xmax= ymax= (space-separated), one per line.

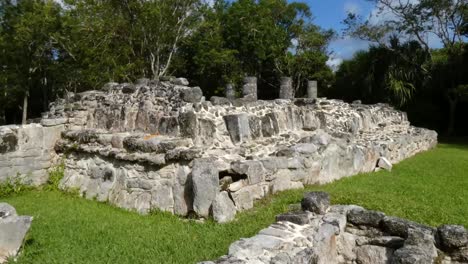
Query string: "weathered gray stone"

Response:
xmin=230 ymin=161 xmax=264 ymax=185
xmin=242 ymin=77 xmax=257 ymax=100
xmin=210 ymin=96 xmax=231 ymax=106
xmin=276 ymin=211 xmax=310 ymax=225
xmin=192 ymin=159 xmax=220 ymax=217
xmin=121 ymin=83 xmax=136 ymax=94
xmin=0 ymin=204 xmax=32 ymax=264
xmin=356 ymin=245 xmax=394 ymax=264
xmin=347 ymin=208 xmax=385 ymax=228
xmin=279 ymin=77 xmax=294 ymax=99
xmin=307 ymin=80 xmax=318 ymax=99
xmin=0 ymin=204 xmax=16 ymax=219
xmin=223 ymin=114 xmax=251 ymax=144
xmin=172 ymin=77 xmax=189 ymax=86
xmin=212 ymin=191 xmax=237 ymax=223
xmin=437 ymin=225 xmax=468 ymax=250
xmin=381 ymin=216 xmax=434 ymax=239
xmin=378 ymin=157 xmax=393 ymax=171
xmin=181 ymin=87 xmax=203 ymax=103
xmin=301 ymin=191 xmax=330 ymax=214
xmin=225 ymin=83 xmax=236 ymax=99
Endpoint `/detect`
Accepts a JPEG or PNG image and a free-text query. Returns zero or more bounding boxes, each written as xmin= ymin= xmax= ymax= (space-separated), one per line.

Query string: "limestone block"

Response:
xmin=307 ymin=80 xmax=318 ymax=99
xmin=261 ymin=113 xmax=280 ymax=137
xmin=212 ymin=191 xmax=237 ymax=223
xmin=275 ymin=211 xmax=310 ymax=225
xmin=0 ymin=204 xmax=32 ymax=264
xmin=377 ymin=157 xmax=393 ymax=171
xmin=231 ymin=188 xmax=253 ymax=211
xmin=223 ymin=113 xmax=251 ymax=144
xmin=151 ymin=180 xmax=174 ymax=213
xmin=180 ymin=87 xmax=203 ymax=103
xmin=355 ymin=245 xmax=393 ymax=264
xmin=192 ymin=159 xmax=219 ymax=217
xmin=230 ymin=160 xmax=264 ymax=185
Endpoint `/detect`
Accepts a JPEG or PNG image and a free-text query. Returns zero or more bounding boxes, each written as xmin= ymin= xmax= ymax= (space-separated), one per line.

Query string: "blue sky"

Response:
xmin=304 ymin=0 xmax=375 ymax=68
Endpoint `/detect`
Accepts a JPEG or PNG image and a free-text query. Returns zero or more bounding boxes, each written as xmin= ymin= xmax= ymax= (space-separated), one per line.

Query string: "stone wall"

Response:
xmin=0 ymin=124 xmax=64 ymax=185
xmin=37 ymin=78 xmax=438 ymax=222
xmin=201 ymin=192 xmax=468 ymax=264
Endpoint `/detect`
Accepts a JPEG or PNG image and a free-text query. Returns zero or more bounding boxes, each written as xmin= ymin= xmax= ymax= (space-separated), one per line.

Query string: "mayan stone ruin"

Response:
xmin=201 ymin=192 xmax=468 ymax=264
xmin=0 ymin=77 xmax=437 ymax=223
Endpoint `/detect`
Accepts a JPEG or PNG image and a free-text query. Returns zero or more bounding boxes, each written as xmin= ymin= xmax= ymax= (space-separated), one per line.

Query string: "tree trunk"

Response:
xmin=21 ymin=92 xmax=28 ymax=125
xmin=447 ymin=98 xmax=457 ymax=136
xmin=0 ymin=109 xmax=5 ymax=125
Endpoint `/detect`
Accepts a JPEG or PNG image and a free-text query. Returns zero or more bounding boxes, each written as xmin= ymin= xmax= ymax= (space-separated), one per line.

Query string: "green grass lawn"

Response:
xmin=2 ymin=143 xmax=468 ymax=263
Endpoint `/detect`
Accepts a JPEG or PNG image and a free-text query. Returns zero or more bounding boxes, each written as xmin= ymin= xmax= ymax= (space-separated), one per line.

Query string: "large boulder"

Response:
xmin=0 ymin=203 xmax=33 ymax=264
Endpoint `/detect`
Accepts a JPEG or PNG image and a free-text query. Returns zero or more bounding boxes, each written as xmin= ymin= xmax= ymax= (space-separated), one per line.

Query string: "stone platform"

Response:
xmin=33 ymin=78 xmax=437 ymax=222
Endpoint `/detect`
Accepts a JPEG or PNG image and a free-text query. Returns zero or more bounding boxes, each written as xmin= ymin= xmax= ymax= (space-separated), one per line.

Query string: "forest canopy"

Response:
xmin=0 ymin=0 xmax=467 ymax=135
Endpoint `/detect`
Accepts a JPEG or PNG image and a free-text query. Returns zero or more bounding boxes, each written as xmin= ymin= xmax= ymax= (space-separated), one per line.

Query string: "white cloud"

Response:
xmin=326 ymin=56 xmax=343 ymax=72
xmin=344 ymin=2 xmax=361 ymax=15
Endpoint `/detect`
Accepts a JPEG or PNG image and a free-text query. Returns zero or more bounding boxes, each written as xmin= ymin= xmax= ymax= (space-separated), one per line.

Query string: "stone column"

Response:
xmin=242 ymin=77 xmax=257 ymax=100
xmin=225 ymin=83 xmax=236 ymax=99
xmin=307 ymin=80 xmax=318 ymax=99
xmin=279 ymin=77 xmax=293 ymax=99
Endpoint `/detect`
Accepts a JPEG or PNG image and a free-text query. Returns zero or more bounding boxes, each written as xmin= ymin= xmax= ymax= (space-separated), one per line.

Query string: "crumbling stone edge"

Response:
xmin=200 ymin=192 xmax=468 ymax=264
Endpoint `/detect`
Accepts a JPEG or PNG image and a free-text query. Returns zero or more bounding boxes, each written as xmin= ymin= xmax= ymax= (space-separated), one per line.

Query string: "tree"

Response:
xmin=277 ymin=24 xmax=335 ymax=96
xmin=59 ymin=0 xmax=202 ymax=91
xmin=176 ymin=0 xmax=334 ymax=98
xmin=0 ymin=0 xmax=63 ymax=124
xmin=332 ymin=39 xmax=429 ymax=106
xmin=345 ymin=0 xmax=466 ymax=52
xmin=344 ymin=0 xmax=468 ymax=135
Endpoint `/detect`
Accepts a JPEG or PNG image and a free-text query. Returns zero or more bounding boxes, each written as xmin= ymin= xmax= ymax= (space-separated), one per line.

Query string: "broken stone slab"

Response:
xmin=180 ymin=87 xmax=203 ymax=103
xmin=381 ymin=216 xmax=435 ymax=239
xmin=172 ymin=77 xmax=189 ymax=86
xmin=347 ymin=208 xmax=385 ymax=228
xmin=212 ymin=191 xmax=237 ymax=223
xmin=0 ymin=203 xmax=32 ymax=264
xmin=0 ymin=203 xmax=17 ymax=219
xmin=276 ymin=211 xmax=310 ymax=225
xmin=230 ymin=160 xmax=265 ymax=185
xmin=377 ymin=157 xmax=393 ymax=171
xmin=437 ymin=225 xmax=468 ymax=251
xmin=391 ymin=228 xmax=438 ymax=264
xmin=355 ymin=245 xmax=394 ymax=264
xmin=191 ymin=159 xmax=220 ymax=217
xmin=301 ymin=191 xmax=330 ymax=214
xmin=121 ymin=83 xmax=136 ymax=94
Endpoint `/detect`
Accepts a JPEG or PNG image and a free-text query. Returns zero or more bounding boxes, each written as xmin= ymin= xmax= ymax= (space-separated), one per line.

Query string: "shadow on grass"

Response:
xmin=439 ymin=137 xmax=468 ymax=150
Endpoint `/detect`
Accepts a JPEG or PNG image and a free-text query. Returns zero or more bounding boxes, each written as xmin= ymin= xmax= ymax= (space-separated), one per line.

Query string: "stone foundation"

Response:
xmin=201 ymin=192 xmax=468 ymax=264
xmin=33 ymin=78 xmax=438 ymax=222
xmin=0 ymin=124 xmax=64 ymax=185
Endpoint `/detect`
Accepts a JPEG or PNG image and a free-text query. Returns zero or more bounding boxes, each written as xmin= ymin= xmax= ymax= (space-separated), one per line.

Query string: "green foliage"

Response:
xmin=2 ymin=142 xmax=468 ymax=263
xmin=176 ymin=0 xmax=334 ymax=98
xmin=332 ymin=39 xmax=429 ymax=106
xmin=44 ymin=162 xmax=65 ymax=191
xmin=0 ymin=175 xmax=29 ymax=197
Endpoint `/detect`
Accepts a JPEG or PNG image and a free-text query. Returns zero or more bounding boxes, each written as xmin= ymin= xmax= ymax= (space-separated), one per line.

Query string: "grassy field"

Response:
xmin=2 ymin=143 xmax=468 ymax=263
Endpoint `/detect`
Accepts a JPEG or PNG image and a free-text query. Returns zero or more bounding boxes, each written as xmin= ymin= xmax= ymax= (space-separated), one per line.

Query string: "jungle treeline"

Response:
xmin=0 ymin=0 xmax=467 ymax=135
